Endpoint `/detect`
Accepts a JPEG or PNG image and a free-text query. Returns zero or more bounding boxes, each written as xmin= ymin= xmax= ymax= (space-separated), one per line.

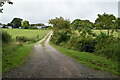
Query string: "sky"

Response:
xmin=0 ymin=0 xmax=119 ymax=25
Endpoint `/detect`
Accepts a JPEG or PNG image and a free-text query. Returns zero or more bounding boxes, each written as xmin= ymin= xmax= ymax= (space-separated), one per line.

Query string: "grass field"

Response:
xmin=50 ymin=43 xmax=119 ymax=76
xmin=2 ymin=29 xmax=49 ymax=39
xmin=2 ymin=29 xmax=49 ymax=73
xmin=75 ymin=29 xmax=120 ymax=38
xmin=93 ymin=29 xmax=120 ymax=37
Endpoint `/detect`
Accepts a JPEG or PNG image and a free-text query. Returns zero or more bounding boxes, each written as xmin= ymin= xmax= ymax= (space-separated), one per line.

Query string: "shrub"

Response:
xmin=50 ymin=30 xmax=71 ymax=45
xmin=2 ymin=31 xmax=12 ymax=43
xmin=94 ymin=33 xmax=119 ymax=60
xmin=16 ymin=36 xmax=30 ymax=42
xmin=71 ymin=36 xmax=95 ymax=53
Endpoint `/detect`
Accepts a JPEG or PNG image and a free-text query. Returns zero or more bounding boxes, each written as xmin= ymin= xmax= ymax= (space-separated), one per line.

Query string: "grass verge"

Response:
xmin=50 ymin=42 xmax=119 ymax=76
xmin=2 ymin=43 xmax=35 ymax=73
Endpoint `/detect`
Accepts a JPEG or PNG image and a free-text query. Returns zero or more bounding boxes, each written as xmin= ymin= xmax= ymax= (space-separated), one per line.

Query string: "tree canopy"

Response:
xmin=11 ymin=18 xmax=23 ymax=28
xmin=22 ymin=20 xmax=30 ymax=29
xmin=49 ymin=17 xmax=70 ymax=29
xmin=95 ymin=13 xmax=116 ymax=35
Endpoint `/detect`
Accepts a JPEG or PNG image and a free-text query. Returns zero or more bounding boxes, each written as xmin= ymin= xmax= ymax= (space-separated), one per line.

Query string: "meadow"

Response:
xmin=75 ymin=29 xmax=120 ymax=38
xmin=3 ymin=29 xmax=49 ymax=39
xmin=92 ymin=29 xmax=120 ymax=38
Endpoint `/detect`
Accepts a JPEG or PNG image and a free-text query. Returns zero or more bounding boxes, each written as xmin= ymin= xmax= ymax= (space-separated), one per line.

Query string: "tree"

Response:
xmin=95 ymin=13 xmax=116 ymax=36
xmin=71 ymin=19 xmax=81 ymax=30
xmin=22 ymin=20 xmax=30 ymax=29
xmin=71 ymin=19 xmax=94 ymax=30
xmin=77 ymin=20 xmax=95 ymax=38
xmin=7 ymin=23 xmax=12 ymax=26
xmin=11 ymin=18 xmax=23 ymax=28
xmin=49 ymin=17 xmax=70 ymax=29
xmin=0 ymin=0 xmax=13 ymax=13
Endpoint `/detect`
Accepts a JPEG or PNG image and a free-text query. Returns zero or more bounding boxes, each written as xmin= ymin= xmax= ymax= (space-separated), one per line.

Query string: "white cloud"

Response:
xmin=0 ymin=0 xmax=118 ymax=25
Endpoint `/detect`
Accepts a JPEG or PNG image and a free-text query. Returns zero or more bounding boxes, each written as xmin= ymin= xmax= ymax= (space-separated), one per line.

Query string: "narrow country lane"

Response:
xmin=3 ymin=31 xmax=118 ymax=78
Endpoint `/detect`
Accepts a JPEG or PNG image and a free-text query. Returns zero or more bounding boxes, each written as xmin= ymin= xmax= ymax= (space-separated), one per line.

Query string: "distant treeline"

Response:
xmin=1 ymin=18 xmax=50 ymax=29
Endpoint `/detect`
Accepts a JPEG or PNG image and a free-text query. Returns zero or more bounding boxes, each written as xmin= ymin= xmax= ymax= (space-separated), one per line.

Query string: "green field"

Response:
xmin=50 ymin=43 xmax=119 ymax=75
xmin=75 ymin=29 xmax=120 ymax=38
xmin=2 ymin=29 xmax=49 ymax=73
xmin=93 ymin=29 xmax=120 ymax=37
xmin=2 ymin=29 xmax=49 ymax=39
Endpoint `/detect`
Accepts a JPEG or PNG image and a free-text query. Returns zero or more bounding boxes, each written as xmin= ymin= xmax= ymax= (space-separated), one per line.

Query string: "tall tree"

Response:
xmin=22 ymin=20 xmax=30 ymax=29
xmin=95 ymin=13 xmax=116 ymax=36
xmin=71 ymin=19 xmax=81 ymax=30
xmin=77 ymin=20 xmax=95 ymax=38
xmin=49 ymin=17 xmax=70 ymax=29
xmin=11 ymin=18 xmax=23 ymax=28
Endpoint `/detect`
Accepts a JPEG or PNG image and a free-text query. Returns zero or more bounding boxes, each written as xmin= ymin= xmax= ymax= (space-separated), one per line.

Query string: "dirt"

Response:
xmin=3 ymin=31 xmax=119 ymax=78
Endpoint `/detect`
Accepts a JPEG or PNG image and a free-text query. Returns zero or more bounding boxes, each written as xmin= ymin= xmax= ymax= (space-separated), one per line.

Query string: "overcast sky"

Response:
xmin=0 ymin=0 xmax=119 ymax=25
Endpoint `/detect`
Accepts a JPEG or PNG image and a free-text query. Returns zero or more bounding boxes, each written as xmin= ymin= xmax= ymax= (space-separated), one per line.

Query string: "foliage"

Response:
xmin=71 ymin=19 xmax=81 ymax=30
xmin=49 ymin=17 xmax=70 ymax=29
xmin=30 ymin=23 xmax=45 ymax=26
xmin=29 ymin=26 xmax=38 ymax=29
xmin=11 ymin=18 xmax=23 ymax=28
xmin=71 ymin=19 xmax=94 ymax=30
xmin=50 ymin=14 xmax=119 ymax=62
xmin=50 ymin=30 xmax=71 ymax=45
xmin=68 ymin=36 xmax=95 ymax=53
xmin=94 ymin=33 xmax=120 ymax=60
xmin=22 ymin=20 xmax=30 ymax=29
xmin=95 ymin=13 xmax=116 ymax=35
xmin=2 ymin=31 xmax=12 ymax=43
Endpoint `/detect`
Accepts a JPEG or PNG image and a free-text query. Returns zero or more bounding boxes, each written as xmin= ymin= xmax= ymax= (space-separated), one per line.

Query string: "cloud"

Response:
xmin=1 ymin=0 xmax=118 ymax=25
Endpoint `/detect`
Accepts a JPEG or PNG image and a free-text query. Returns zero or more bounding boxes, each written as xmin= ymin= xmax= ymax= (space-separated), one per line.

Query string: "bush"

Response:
xmin=68 ymin=36 xmax=95 ymax=53
xmin=50 ymin=30 xmax=71 ymax=45
xmin=94 ymin=33 xmax=119 ymax=60
xmin=30 ymin=26 xmax=38 ymax=29
xmin=2 ymin=31 xmax=12 ymax=43
xmin=16 ymin=36 xmax=30 ymax=42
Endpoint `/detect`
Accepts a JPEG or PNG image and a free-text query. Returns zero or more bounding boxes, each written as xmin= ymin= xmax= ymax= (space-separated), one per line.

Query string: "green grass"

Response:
xmin=75 ymin=29 xmax=120 ymax=38
xmin=2 ymin=29 xmax=49 ymax=73
xmin=2 ymin=43 xmax=35 ymax=73
xmin=50 ymin=43 xmax=119 ymax=76
xmin=2 ymin=29 xmax=49 ymax=39
xmin=93 ymin=29 xmax=119 ymax=37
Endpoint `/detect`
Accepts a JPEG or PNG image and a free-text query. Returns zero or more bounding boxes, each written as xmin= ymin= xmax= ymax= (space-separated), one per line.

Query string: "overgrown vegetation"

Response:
xmin=49 ymin=13 xmax=120 ymax=75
